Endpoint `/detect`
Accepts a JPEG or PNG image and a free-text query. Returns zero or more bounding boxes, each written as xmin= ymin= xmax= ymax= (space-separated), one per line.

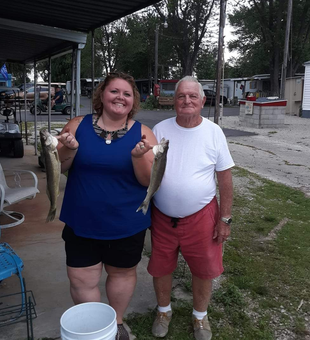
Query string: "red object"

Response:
xmin=154 ymin=84 xmax=160 ymax=97
xmin=246 ymin=96 xmax=256 ymax=101
xmin=239 ymin=100 xmax=287 ymax=107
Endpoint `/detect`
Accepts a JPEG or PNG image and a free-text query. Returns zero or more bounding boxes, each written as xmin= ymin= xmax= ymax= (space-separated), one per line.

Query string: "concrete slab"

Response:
xmin=0 ymin=146 xmax=156 ymax=340
xmin=1 ymin=112 xmax=309 ymax=339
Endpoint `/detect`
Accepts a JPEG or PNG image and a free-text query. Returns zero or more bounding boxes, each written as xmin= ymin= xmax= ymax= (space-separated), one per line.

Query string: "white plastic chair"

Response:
xmin=0 ymin=163 xmax=39 ymax=229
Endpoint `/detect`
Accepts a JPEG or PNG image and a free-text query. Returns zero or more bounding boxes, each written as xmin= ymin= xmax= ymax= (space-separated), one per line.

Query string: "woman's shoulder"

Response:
xmin=61 ymin=115 xmax=87 ymax=135
xmin=69 ymin=115 xmax=87 ymax=127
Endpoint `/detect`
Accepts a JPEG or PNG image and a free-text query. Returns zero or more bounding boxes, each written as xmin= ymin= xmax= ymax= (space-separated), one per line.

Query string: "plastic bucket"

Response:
xmin=60 ymin=302 xmax=117 ymax=340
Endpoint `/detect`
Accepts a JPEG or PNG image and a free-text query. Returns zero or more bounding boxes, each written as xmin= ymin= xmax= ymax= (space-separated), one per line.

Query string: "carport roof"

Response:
xmin=0 ymin=0 xmax=160 ymax=64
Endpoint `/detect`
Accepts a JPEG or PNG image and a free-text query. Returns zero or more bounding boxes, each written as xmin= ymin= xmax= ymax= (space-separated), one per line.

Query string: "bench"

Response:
xmin=158 ymin=96 xmax=174 ymax=109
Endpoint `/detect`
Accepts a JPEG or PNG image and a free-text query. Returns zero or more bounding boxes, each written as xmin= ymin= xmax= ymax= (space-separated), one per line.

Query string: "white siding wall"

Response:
xmin=302 ymin=63 xmax=310 ymax=110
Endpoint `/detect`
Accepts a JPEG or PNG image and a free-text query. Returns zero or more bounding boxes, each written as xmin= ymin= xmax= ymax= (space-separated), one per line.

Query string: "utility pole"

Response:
xmin=214 ymin=0 xmax=227 ymax=125
xmin=280 ymin=0 xmax=293 ymax=99
xmin=154 ymin=24 xmax=159 ymax=86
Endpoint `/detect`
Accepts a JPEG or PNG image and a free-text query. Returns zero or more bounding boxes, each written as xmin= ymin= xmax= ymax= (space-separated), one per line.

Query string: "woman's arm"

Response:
xmin=57 ymin=116 xmax=84 ymax=173
xmin=131 ymin=124 xmax=158 ymax=187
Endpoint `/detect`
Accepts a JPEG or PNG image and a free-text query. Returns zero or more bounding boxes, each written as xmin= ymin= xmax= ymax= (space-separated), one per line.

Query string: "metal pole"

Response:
xmin=70 ymin=49 xmax=76 ymax=119
xmin=219 ymin=55 xmax=225 ymax=126
xmin=154 ymin=24 xmax=159 ymax=86
xmin=214 ymin=0 xmax=227 ymax=125
xmin=34 ymin=62 xmax=38 ymax=156
xmin=48 ymin=57 xmax=52 ymax=133
xmin=280 ymin=0 xmax=293 ymax=99
xmin=91 ymin=30 xmax=95 ymax=112
xmin=75 ymin=45 xmax=83 ymax=116
xmin=23 ymin=64 xmax=28 ymax=145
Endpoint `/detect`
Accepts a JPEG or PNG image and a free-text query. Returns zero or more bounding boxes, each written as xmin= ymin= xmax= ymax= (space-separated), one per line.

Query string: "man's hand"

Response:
xmin=213 ymin=220 xmax=231 ymax=244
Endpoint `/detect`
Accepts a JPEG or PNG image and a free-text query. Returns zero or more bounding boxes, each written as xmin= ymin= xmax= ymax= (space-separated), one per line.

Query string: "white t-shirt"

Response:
xmin=152 ymin=117 xmax=235 ymax=217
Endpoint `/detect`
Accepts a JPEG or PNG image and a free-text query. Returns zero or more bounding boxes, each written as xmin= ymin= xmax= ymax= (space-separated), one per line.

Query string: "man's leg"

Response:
xmin=192 ymin=275 xmax=213 ymax=340
xmin=153 ymin=274 xmax=173 ymax=307
xmin=67 ymin=263 xmax=103 ymax=304
xmin=152 ymin=274 xmax=173 ymax=338
xmin=192 ymin=276 xmax=212 ymax=311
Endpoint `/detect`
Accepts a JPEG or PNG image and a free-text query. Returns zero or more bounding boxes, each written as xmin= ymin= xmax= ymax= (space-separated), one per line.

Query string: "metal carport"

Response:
xmin=0 ymin=0 xmax=161 ymax=151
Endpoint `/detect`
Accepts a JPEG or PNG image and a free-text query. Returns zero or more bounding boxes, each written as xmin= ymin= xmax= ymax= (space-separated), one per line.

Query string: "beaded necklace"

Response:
xmin=93 ymin=115 xmax=128 ymax=144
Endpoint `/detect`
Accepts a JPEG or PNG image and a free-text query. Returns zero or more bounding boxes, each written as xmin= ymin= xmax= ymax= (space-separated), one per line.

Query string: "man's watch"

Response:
xmin=220 ymin=217 xmax=232 ymax=225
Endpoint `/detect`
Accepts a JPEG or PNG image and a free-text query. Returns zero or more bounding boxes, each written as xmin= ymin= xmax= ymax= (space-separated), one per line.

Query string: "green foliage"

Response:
xmin=126 ymin=167 xmax=310 ymax=339
xmin=213 ymin=283 xmax=244 ymax=308
xmin=155 ymin=0 xmax=217 ymax=76
xmin=81 ymin=32 xmax=103 ymax=78
xmin=195 ymin=47 xmax=217 ymax=79
xmin=228 ymin=0 xmax=310 ymax=94
xmin=36 ymin=55 xmax=73 ymax=82
xmin=6 ymin=63 xmax=31 ymax=85
xmin=141 ymin=95 xmax=157 ymax=110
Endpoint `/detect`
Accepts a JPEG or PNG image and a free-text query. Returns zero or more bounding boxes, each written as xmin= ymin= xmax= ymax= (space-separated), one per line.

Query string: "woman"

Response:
xmin=57 ymin=72 xmax=157 ymax=340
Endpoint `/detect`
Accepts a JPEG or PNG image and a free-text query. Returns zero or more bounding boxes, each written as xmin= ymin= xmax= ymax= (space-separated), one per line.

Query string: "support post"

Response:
xmin=47 ymin=57 xmax=52 ymax=133
xmin=70 ymin=49 xmax=76 ymax=119
xmin=280 ymin=0 xmax=293 ymax=99
xmin=214 ymin=0 xmax=227 ymax=125
xmin=154 ymin=24 xmax=159 ymax=86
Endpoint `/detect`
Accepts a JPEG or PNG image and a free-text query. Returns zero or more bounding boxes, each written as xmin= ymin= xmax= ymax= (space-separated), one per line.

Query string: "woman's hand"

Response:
xmin=57 ymin=127 xmax=79 ymax=151
xmin=131 ymin=134 xmax=154 ymax=158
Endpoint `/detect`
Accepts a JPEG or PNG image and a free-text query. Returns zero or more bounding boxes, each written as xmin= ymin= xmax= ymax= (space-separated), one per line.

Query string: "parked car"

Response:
xmin=203 ymin=89 xmax=228 ymax=106
xmin=0 ymin=83 xmax=34 ymax=100
xmin=7 ymin=85 xmax=55 ymax=101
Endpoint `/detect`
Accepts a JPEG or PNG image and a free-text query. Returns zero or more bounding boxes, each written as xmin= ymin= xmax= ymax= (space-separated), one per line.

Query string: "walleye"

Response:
xmin=40 ymin=129 xmax=61 ymax=222
xmin=137 ymin=137 xmax=169 ymax=215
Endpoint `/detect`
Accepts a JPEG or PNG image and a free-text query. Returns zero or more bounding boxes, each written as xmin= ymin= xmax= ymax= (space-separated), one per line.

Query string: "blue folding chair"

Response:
xmin=0 ymin=231 xmax=36 ymax=339
xmin=0 ymin=242 xmax=25 ymax=324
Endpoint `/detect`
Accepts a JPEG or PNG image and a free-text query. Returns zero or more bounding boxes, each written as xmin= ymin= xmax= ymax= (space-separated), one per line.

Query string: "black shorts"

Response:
xmin=62 ymin=225 xmax=146 ymax=268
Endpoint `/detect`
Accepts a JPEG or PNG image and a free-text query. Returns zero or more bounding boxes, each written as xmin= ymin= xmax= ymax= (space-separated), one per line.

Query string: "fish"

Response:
xmin=39 ymin=129 xmax=61 ymax=222
xmin=136 ymin=137 xmax=169 ymax=215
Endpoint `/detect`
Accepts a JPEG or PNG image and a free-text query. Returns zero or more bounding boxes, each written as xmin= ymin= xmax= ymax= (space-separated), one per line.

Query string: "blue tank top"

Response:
xmin=59 ymin=114 xmax=151 ymax=239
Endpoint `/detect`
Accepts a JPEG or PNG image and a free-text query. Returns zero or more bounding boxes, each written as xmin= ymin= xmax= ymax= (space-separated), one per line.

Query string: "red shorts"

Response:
xmin=147 ymin=197 xmax=223 ymax=280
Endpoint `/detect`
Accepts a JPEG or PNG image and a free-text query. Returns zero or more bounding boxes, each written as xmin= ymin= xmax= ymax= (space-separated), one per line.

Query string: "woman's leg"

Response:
xmin=104 ymin=264 xmax=137 ymax=324
xmin=67 ymin=262 xmax=103 ymax=304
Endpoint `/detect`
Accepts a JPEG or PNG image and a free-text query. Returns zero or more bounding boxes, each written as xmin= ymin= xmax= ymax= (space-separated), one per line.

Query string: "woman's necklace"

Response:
xmin=94 ymin=115 xmax=128 ymax=144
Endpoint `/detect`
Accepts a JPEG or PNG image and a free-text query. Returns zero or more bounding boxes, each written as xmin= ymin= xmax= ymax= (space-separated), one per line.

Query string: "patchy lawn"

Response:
xmin=126 ymin=167 xmax=310 ymax=340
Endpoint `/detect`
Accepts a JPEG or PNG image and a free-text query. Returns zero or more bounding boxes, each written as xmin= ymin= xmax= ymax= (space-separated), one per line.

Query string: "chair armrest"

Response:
xmin=3 ymin=169 xmax=38 ymax=189
xmin=0 ymin=183 xmax=5 ymax=212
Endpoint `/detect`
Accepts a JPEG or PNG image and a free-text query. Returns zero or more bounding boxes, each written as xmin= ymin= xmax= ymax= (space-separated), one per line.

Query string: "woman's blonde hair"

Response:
xmin=93 ymin=72 xmax=140 ymax=119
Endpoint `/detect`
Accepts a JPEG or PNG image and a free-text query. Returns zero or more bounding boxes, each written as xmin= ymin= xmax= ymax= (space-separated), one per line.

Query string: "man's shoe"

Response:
xmin=192 ymin=315 xmax=212 ymax=340
xmin=116 ymin=324 xmax=129 ymax=340
xmin=152 ymin=310 xmax=172 ymax=337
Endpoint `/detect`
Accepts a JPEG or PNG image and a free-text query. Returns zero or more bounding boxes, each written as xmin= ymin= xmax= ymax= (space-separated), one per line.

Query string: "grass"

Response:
xmin=126 ymin=167 xmax=310 ymax=340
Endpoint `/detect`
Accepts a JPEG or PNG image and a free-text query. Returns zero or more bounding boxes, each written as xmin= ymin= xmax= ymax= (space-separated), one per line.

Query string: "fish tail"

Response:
xmin=136 ymin=201 xmax=149 ymax=215
xmin=46 ymin=208 xmax=56 ymax=222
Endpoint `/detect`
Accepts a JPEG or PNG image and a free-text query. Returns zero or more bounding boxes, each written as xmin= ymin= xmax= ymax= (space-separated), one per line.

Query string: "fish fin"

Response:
xmin=46 ymin=208 xmax=56 ymax=223
xmin=136 ymin=201 xmax=149 ymax=215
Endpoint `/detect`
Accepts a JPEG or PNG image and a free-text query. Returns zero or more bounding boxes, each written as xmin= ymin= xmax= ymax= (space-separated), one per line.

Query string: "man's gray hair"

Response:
xmin=175 ymin=76 xmax=205 ymax=99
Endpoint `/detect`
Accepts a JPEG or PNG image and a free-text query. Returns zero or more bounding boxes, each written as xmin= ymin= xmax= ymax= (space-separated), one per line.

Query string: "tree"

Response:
xmin=195 ymin=46 xmax=218 ymax=79
xmin=81 ymin=32 xmax=104 ymax=78
xmin=6 ymin=63 xmax=31 ymax=85
xmin=154 ymin=0 xmax=217 ymax=76
xmin=228 ymin=0 xmax=310 ymax=95
xmin=116 ymin=14 xmax=155 ymax=79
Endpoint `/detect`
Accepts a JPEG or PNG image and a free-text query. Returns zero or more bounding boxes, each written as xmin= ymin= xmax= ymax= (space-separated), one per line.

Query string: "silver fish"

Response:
xmin=40 ymin=129 xmax=61 ymax=222
xmin=137 ymin=137 xmax=169 ymax=215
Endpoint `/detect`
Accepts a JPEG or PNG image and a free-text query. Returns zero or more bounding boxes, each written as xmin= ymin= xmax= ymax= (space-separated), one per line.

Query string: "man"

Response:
xmin=51 ymin=86 xmax=64 ymax=108
xmin=147 ymin=76 xmax=234 ymax=340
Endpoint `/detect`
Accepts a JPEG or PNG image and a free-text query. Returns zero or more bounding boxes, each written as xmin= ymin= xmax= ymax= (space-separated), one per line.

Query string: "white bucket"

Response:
xmin=60 ymin=302 xmax=117 ymax=340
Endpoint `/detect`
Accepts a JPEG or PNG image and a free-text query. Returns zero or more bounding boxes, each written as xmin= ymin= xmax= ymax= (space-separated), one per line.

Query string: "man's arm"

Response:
xmin=213 ymin=168 xmax=233 ymax=244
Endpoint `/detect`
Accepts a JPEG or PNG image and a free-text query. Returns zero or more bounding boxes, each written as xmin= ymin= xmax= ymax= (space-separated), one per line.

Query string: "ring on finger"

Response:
xmin=140 ymin=145 xmax=145 ymax=149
